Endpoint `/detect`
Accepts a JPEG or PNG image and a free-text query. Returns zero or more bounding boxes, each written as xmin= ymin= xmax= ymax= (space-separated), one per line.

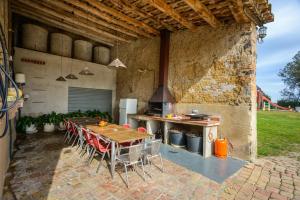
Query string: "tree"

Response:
xmin=278 ymin=51 xmax=300 ymax=101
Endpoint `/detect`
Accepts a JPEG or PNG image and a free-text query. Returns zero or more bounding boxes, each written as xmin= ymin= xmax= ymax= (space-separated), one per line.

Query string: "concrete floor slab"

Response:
xmin=160 ymin=144 xmax=246 ymax=183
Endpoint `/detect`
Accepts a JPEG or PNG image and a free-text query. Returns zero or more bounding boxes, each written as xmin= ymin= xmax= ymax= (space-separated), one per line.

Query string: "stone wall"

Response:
xmin=116 ymin=37 xmax=160 ymax=113
xmin=116 ymin=23 xmax=257 ymax=160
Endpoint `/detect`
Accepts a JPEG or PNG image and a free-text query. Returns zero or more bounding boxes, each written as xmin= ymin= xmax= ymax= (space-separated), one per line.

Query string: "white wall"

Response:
xmin=14 ymin=47 xmax=116 ymax=116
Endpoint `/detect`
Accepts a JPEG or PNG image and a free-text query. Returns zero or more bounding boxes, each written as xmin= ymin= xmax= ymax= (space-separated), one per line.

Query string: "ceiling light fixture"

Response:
xmin=66 ymin=8 xmax=78 ymax=80
xmin=79 ymin=67 xmax=94 ymax=75
xmin=108 ymin=0 xmax=127 ymax=69
xmin=56 ymin=36 xmax=66 ymax=82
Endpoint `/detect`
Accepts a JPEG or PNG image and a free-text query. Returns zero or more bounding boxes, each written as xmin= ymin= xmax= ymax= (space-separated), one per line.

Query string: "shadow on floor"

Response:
xmin=4 ymin=131 xmax=71 ymax=199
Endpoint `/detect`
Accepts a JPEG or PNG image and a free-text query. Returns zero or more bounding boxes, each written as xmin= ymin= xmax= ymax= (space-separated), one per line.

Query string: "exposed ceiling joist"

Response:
xmin=183 ymin=0 xmax=221 ymax=28
xmin=15 ymin=0 xmax=130 ymax=43
xmin=63 ymin=0 xmax=153 ymax=38
xmin=110 ymin=0 xmax=175 ymax=31
xmin=144 ymin=0 xmax=197 ymax=30
xmin=44 ymin=0 xmax=139 ymax=39
xmin=83 ymin=0 xmax=159 ymax=35
xmin=228 ymin=0 xmax=250 ymax=23
xmin=11 ymin=5 xmax=114 ymax=46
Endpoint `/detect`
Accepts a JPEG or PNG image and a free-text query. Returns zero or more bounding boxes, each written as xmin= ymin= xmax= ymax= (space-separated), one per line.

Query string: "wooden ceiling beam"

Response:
xmin=182 ymin=0 xmax=221 ymax=28
xmin=144 ymin=0 xmax=196 ymax=30
xmin=110 ymin=0 xmax=175 ymax=31
xmin=63 ymin=0 xmax=153 ymax=38
xmin=228 ymin=0 xmax=250 ymax=23
xmin=83 ymin=0 xmax=159 ymax=35
xmin=43 ymin=0 xmax=139 ymax=39
xmin=11 ymin=5 xmax=114 ymax=45
xmin=14 ymin=0 xmax=130 ymax=42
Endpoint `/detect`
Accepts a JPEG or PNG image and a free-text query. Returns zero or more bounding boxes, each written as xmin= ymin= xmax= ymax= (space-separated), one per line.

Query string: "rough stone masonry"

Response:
xmin=116 ymin=23 xmax=257 ymax=160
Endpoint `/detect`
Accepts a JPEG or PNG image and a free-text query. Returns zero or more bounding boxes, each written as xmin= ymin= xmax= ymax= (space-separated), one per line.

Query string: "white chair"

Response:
xmin=116 ymin=143 xmax=146 ymax=187
xmin=144 ymin=139 xmax=164 ymax=173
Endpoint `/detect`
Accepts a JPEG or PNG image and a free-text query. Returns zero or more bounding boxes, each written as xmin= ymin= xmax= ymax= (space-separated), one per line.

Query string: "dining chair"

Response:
xmin=144 ymin=139 xmax=164 ymax=173
xmin=70 ymin=122 xmax=80 ymax=147
xmin=67 ymin=121 xmax=77 ymax=144
xmin=134 ymin=127 xmax=147 ymax=144
xmin=137 ymin=127 xmax=147 ymax=132
xmin=119 ymin=123 xmax=133 ymax=147
xmin=123 ymin=124 xmax=131 ymax=128
xmin=89 ymin=132 xmax=111 ymax=172
xmin=74 ymin=125 xmax=86 ymax=151
xmin=63 ymin=119 xmax=71 ymax=143
xmin=80 ymin=127 xmax=94 ymax=158
xmin=116 ymin=143 xmax=146 ymax=187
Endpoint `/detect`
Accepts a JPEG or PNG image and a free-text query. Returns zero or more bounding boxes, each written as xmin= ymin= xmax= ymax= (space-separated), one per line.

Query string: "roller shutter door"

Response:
xmin=68 ymin=87 xmax=112 ymax=113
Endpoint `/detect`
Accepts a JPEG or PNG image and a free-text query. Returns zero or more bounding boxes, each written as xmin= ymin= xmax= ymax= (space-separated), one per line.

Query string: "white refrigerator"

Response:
xmin=119 ymin=98 xmax=137 ymax=125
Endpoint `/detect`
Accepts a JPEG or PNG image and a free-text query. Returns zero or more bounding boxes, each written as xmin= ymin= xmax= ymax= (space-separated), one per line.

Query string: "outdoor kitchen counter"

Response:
xmin=128 ymin=114 xmax=220 ymax=127
xmin=128 ymin=114 xmax=220 ymax=158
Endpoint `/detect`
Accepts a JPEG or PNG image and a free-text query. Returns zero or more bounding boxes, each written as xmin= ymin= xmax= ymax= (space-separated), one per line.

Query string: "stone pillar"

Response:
xmin=249 ymin=23 xmax=258 ymax=162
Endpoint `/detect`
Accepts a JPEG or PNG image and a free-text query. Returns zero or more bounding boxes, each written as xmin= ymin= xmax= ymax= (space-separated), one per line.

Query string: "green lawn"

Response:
xmin=257 ymin=111 xmax=300 ymax=157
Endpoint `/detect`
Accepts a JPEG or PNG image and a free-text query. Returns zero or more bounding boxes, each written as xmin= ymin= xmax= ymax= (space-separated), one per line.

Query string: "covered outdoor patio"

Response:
xmin=4 ymin=131 xmax=300 ymax=200
xmin=0 ymin=0 xmax=276 ymax=199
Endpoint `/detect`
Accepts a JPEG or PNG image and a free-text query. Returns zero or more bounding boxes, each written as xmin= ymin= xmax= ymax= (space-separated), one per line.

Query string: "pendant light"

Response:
xmin=66 ymin=8 xmax=78 ymax=80
xmin=108 ymin=2 xmax=127 ymax=69
xmin=79 ymin=66 xmax=94 ymax=75
xmin=56 ymin=35 xmax=66 ymax=81
xmin=108 ymin=39 xmax=127 ymax=68
xmin=79 ymin=13 xmax=94 ymax=76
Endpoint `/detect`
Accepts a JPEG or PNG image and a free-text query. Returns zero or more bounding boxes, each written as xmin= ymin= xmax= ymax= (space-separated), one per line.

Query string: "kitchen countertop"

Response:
xmin=128 ymin=114 xmax=220 ymax=127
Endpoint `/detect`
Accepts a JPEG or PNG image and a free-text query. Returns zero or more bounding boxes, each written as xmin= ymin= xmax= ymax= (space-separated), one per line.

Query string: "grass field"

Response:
xmin=257 ymin=111 xmax=300 ymax=157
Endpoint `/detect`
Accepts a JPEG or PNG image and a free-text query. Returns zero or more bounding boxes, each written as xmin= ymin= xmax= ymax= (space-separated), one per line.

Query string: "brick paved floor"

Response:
xmin=3 ymin=132 xmax=300 ymax=200
xmin=220 ymin=157 xmax=300 ymax=200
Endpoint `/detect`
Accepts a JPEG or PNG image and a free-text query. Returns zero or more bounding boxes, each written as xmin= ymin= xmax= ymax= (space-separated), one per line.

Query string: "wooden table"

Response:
xmin=86 ymin=124 xmax=149 ymax=178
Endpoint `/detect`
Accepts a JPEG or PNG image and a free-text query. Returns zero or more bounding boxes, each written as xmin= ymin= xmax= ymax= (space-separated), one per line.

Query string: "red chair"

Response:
xmin=135 ymin=127 xmax=147 ymax=144
xmin=89 ymin=132 xmax=111 ymax=172
xmin=63 ymin=119 xmax=72 ymax=143
xmin=69 ymin=121 xmax=79 ymax=146
xmin=137 ymin=127 xmax=147 ymax=133
xmin=123 ymin=124 xmax=131 ymax=128
xmin=80 ymin=128 xmax=94 ymax=158
xmin=120 ymin=124 xmax=132 ymax=147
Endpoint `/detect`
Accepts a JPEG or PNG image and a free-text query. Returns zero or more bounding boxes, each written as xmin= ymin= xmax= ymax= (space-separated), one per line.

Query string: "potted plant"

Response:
xmin=41 ymin=112 xmax=59 ymax=132
xmin=16 ymin=116 xmax=38 ymax=134
xmin=57 ymin=113 xmax=66 ymax=131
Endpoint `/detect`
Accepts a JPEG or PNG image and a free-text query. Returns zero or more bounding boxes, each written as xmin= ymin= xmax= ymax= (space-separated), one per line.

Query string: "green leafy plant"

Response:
xmin=16 ymin=116 xmax=37 ymax=133
xmin=16 ymin=110 xmax=113 ymax=134
xmin=39 ymin=112 xmax=60 ymax=125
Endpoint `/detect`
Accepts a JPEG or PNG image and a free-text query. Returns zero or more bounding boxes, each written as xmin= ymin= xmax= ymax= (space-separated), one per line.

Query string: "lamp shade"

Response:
xmin=56 ymin=76 xmax=66 ymax=81
xmin=15 ymin=73 xmax=26 ymax=84
xmin=65 ymin=73 xmax=78 ymax=79
xmin=108 ymin=58 xmax=127 ymax=68
xmin=79 ymin=67 xmax=94 ymax=75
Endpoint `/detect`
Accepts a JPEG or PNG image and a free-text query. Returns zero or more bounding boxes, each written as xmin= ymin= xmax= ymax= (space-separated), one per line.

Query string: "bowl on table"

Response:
xmin=98 ymin=121 xmax=108 ymax=127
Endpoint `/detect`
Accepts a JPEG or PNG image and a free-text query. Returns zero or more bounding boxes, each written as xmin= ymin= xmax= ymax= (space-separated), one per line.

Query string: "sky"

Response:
xmin=256 ymin=0 xmax=300 ymax=102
